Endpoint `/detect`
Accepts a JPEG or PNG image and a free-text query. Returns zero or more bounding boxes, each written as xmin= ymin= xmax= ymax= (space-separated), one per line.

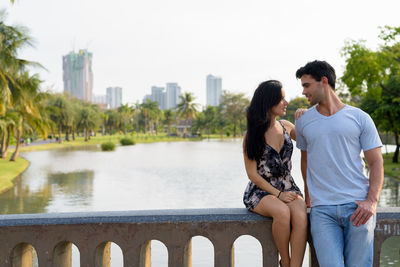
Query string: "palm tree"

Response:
xmin=118 ymin=104 xmax=133 ymax=135
xmin=163 ymin=109 xmax=175 ymax=135
xmin=140 ymin=100 xmax=160 ymax=134
xmin=0 ymin=11 xmax=39 ymax=116
xmin=48 ymin=95 xmax=70 ymax=143
xmin=0 ymin=111 xmax=17 ymax=158
xmin=77 ymin=106 xmax=93 ymax=141
xmin=105 ymin=109 xmax=119 ymax=135
xmin=0 ymin=11 xmax=47 ymax=161
xmin=10 ymin=72 xmax=49 ymax=161
xmin=176 ymin=92 xmax=199 ymax=137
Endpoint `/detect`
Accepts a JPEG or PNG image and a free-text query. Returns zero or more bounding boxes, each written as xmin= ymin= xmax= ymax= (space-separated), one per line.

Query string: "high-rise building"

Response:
xmin=92 ymin=94 xmax=107 ymax=105
xmin=166 ymin=83 xmax=181 ymax=109
xmin=63 ymin=49 xmax=93 ymax=102
xmin=151 ymin=86 xmax=166 ymax=110
xmin=206 ymin=74 xmax=222 ymax=107
xmin=92 ymin=94 xmax=108 ymax=109
xmin=106 ymin=87 xmax=122 ymax=109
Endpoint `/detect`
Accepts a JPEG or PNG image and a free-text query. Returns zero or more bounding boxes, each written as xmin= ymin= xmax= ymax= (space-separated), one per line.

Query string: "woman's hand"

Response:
xmin=294 ymin=108 xmax=307 ymax=120
xmin=278 ymin=191 xmax=298 ymax=203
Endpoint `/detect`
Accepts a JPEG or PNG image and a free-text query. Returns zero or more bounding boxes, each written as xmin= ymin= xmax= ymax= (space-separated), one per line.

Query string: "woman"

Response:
xmin=243 ymin=80 xmax=307 ymax=267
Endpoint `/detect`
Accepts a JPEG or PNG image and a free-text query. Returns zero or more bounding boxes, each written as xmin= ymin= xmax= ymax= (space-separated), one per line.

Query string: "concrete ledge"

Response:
xmin=0 ymin=207 xmax=398 ymax=267
xmin=0 ymin=208 xmax=272 ymax=226
xmin=0 ymin=207 xmax=398 ymax=227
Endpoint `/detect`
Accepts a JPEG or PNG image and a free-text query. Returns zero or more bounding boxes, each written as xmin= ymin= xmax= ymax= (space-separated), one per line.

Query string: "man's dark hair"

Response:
xmin=296 ymin=60 xmax=336 ymax=90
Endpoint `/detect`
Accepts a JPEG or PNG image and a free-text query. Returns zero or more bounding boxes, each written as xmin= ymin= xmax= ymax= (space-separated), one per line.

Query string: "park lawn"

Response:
xmin=18 ymin=133 xmax=203 ymax=153
xmin=0 ymin=154 xmax=29 ymax=194
xmin=383 ymin=152 xmax=400 ymax=180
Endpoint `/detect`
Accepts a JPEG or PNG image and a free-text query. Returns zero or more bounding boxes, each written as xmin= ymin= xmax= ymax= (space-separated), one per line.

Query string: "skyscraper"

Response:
xmin=166 ymin=83 xmax=181 ymax=109
xmin=206 ymin=74 xmax=222 ymax=107
xmin=63 ymin=49 xmax=93 ymax=102
xmin=151 ymin=86 xmax=166 ymax=110
xmin=106 ymin=87 xmax=122 ymax=109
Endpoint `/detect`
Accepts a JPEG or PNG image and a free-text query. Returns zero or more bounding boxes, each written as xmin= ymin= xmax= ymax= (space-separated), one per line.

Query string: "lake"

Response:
xmin=0 ymin=139 xmax=398 ymax=266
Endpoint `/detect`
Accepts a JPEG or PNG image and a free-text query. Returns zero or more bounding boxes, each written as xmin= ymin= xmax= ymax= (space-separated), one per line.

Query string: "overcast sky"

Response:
xmin=1 ymin=0 xmax=399 ymax=106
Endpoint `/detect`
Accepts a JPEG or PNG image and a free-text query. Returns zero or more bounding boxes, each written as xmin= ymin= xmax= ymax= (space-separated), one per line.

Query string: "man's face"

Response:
xmin=300 ymin=74 xmax=324 ymax=105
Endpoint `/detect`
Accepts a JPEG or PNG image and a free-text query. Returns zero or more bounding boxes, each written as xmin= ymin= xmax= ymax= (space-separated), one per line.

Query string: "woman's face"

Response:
xmin=270 ymin=89 xmax=288 ymax=117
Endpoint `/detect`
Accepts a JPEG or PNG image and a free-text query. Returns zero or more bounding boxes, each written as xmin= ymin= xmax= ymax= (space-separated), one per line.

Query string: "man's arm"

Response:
xmin=350 ymin=147 xmax=384 ymax=226
xmin=301 ymin=150 xmax=310 ymax=207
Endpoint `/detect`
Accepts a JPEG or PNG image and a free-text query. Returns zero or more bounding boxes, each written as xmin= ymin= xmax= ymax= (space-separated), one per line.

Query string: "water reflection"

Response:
xmin=0 ymin=170 xmax=94 ymax=214
xmin=378 ymin=176 xmax=400 ymax=207
xmin=380 ymin=236 xmax=400 ymax=267
xmin=0 ymin=175 xmax=50 ymax=214
xmin=49 ymin=171 xmax=94 ymax=202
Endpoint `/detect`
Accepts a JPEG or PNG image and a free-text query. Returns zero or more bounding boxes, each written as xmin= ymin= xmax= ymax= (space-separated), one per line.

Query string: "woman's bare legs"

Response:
xmin=253 ymin=195 xmax=291 ymax=267
xmin=287 ymin=197 xmax=308 ymax=267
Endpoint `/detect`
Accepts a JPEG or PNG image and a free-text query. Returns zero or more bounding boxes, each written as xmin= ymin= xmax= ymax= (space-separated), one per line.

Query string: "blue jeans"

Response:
xmin=310 ymin=202 xmax=376 ymax=267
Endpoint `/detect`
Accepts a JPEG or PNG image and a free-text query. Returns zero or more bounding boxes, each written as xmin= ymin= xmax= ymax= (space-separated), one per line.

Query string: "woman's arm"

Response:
xmin=243 ymin=136 xmax=297 ymax=203
xmin=281 ymin=120 xmax=296 ymax=141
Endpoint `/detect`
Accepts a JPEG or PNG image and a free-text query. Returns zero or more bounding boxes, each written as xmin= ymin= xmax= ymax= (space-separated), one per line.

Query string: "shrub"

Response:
xmin=120 ymin=137 xmax=136 ymax=146
xmin=101 ymin=141 xmax=116 ymax=151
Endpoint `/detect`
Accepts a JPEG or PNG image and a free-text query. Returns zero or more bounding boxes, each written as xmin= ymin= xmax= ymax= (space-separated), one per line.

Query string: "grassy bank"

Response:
xmin=0 ymin=154 xmax=29 ymax=194
xmin=19 ymin=133 xmax=203 ymax=153
xmin=383 ymin=152 xmax=400 ymax=180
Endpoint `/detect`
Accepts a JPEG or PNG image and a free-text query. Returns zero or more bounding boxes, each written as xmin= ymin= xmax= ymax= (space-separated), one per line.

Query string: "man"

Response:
xmin=295 ymin=60 xmax=384 ymax=267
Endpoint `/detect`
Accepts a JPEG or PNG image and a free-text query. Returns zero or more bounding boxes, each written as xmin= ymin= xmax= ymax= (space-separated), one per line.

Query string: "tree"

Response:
xmin=77 ymin=104 xmax=100 ymax=141
xmin=176 ymin=92 xmax=200 ymax=137
xmin=140 ymin=99 xmax=161 ymax=134
xmin=220 ymin=92 xmax=249 ymax=137
xmin=163 ymin=109 xmax=175 ymax=135
xmin=118 ymin=104 xmax=133 ymax=135
xmin=203 ymin=106 xmax=217 ymax=138
xmin=341 ymin=26 xmax=400 ymax=162
xmin=0 ymin=11 xmax=40 ymax=115
xmin=104 ymin=109 xmax=120 ymax=135
xmin=0 ymin=111 xmax=17 ymax=158
xmin=48 ymin=95 xmax=70 ymax=143
xmin=9 ymin=72 xmax=48 ymax=161
xmin=281 ymin=97 xmax=310 ymax=123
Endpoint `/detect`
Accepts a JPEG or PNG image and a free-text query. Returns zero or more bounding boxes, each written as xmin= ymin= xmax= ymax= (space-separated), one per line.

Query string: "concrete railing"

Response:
xmin=0 ymin=207 xmax=399 ymax=267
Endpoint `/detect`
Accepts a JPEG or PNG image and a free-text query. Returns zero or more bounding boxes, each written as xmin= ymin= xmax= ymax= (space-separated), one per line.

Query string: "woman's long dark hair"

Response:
xmin=245 ymin=80 xmax=283 ymax=161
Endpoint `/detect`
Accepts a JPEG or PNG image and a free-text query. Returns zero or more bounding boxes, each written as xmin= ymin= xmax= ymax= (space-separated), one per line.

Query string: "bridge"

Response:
xmin=0 ymin=208 xmax=399 ymax=266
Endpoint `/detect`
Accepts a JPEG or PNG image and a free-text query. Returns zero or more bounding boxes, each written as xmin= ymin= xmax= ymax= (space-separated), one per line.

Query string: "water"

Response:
xmin=0 ymin=139 xmax=399 ymax=266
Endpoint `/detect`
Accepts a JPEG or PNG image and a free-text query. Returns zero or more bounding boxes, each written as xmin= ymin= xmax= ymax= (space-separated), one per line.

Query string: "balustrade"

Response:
xmin=0 ymin=208 xmax=399 ymax=267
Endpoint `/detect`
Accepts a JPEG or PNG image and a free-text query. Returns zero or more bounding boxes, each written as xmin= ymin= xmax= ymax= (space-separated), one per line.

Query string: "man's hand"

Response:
xmin=294 ymin=108 xmax=307 ymax=120
xmin=350 ymin=200 xmax=377 ymax=226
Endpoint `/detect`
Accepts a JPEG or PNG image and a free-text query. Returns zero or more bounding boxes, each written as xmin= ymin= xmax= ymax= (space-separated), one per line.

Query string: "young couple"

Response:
xmin=243 ymin=60 xmax=384 ymax=267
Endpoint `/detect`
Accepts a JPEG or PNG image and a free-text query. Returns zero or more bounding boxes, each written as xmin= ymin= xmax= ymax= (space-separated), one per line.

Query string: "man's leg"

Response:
xmin=342 ymin=203 xmax=376 ymax=267
xmin=310 ymin=205 xmax=345 ymax=267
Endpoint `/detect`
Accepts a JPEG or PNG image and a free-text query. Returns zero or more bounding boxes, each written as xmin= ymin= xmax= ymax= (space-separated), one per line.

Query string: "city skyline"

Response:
xmin=2 ymin=0 xmax=400 ymax=106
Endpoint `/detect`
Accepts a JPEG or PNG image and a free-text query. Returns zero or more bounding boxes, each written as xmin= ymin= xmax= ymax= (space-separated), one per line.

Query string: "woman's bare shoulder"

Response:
xmin=280 ymin=120 xmax=294 ymax=130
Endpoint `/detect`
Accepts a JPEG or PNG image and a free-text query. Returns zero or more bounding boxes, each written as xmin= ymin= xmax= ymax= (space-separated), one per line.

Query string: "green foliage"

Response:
xmin=101 ymin=141 xmax=116 ymax=151
xmin=176 ymin=92 xmax=200 ymax=137
xmin=341 ymin=25 xmax=400 ymax=163
xmin=220 ymin=92 xmax=249 ymax=137
xmin=120 ymin=137 xmax=135 ymax=146
xmin=281 ymin=97 xmax=310 ymax=123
